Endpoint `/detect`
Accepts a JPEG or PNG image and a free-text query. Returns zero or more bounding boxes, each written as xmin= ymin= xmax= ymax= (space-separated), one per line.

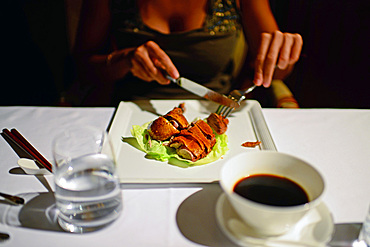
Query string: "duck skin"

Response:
xmin=148 ymin=103 xmax=229 ymax=162
xmin=148 ymin=104 xmax=189 ymax=141
xmin=169 ymin=119 xmax=216 ymax=162
xmin=206 ymin=113 xmax=229 ymax=135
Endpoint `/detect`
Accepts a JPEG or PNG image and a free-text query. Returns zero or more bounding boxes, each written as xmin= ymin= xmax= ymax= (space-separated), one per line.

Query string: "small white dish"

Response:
xmin=215 ymin=193 xmax=334 ymax=247
xmin=17 ymin=158 xmax=51 ymax=175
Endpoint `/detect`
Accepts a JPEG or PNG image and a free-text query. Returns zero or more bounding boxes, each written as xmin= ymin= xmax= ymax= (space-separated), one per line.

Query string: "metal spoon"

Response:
xmin=0 ymin=232 xmax=10 ymax=242
xmin=0 ymin=192 xmax=25 ymax=205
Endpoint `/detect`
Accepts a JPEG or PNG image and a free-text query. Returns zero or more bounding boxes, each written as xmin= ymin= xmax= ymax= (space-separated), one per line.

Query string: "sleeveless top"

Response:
xmin=110 ymin=0 xmax=244 ymax=104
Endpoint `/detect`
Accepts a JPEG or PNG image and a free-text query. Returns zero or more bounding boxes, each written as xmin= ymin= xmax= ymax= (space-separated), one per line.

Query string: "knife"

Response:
xmin=165 ymin=74 xmax=240 ymax=109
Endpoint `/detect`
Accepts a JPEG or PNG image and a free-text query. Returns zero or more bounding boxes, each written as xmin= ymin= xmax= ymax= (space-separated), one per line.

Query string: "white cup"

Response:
xmin=219 ymin=151 xmax=325 ymax=236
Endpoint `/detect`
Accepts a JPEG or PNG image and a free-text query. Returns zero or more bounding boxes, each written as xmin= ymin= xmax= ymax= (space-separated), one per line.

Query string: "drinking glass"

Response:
xmin=52 ymin=126 xmax=122 ymax=233
xmin=357 ymin=204 xmax=370 ymax=246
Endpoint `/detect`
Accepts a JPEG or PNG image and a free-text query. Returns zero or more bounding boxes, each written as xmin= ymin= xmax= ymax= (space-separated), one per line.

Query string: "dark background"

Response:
xmin=1 ymin=0 xmax=369 ymax=108
xmin=270 ymin=0 xmax=370 ymax=108
xmin=1 ymin=0 xmax=72 ymax=106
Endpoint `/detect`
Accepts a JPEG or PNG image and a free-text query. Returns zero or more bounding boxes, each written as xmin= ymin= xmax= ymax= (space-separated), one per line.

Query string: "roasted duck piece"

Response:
xmin=148 ymin=117 xmax=179 ymax=141
xmin=169 ymin=119 xmax=216 ymax=162
xmin=241 ymin=141 xmax=261 ymax=147
xmin=164 ymin=106 xmax=188 ymax=129
xmin=148 ymin=103 xmax=229 ymax=162
xmin=169 ymin=134 xmax=204 ymax=161
xmin=206 ymin=113 xmax=229 ymax=135
xmin=148 ymin=104 xmax=189 ymax=141
xmin=187 ymin=123 xmax=214 ymax=153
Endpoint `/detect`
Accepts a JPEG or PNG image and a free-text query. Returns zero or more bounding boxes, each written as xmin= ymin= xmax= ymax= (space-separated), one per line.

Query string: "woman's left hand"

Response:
xmin=254 ymin=31 xmax=303 ymax=87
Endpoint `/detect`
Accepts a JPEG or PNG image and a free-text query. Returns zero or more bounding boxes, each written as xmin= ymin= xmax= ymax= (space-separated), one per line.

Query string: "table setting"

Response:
xmin=0 ymin=98 xmax=369 ymax=246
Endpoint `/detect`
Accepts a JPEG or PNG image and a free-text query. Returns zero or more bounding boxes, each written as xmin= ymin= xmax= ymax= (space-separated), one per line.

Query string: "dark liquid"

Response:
xmin=233 ymin=174 xmax=309 ymax=206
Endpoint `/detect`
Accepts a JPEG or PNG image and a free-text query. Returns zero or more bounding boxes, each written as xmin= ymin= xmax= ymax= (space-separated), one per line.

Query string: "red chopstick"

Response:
xmin=2 ymin=128 xmax=52 ymax=172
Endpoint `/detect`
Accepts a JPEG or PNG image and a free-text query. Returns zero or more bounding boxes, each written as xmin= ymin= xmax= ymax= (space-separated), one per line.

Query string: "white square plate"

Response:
xmin=108 ymin=100 xmax=275 ymax=183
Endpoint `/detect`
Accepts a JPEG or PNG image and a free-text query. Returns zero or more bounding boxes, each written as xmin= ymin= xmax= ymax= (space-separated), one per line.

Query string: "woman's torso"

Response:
xmin=110 ymin=0 xmax=244 ymax=103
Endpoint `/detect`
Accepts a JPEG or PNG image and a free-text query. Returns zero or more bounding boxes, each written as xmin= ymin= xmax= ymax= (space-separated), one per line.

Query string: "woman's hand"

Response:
xmin=130 ymin=41 xmax=179 ymax=85
xmin=254 ymin=31 xmax=303 ymax=87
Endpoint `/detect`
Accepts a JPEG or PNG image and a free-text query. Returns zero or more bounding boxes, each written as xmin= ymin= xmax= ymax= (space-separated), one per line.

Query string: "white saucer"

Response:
xmin=215 ymin=193 xmax=334 ymax=247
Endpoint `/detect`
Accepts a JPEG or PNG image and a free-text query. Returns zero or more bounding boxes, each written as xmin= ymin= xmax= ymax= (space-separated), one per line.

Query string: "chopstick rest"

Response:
xmin=1 ymin=128 xmax=52 ymax=172
xmin=17 ymin=158 xmax=51 ymax=175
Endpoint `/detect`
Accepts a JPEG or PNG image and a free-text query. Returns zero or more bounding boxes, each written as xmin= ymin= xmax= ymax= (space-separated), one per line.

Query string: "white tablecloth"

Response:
xmin=0 ymin=105 xmax=369 ymax=247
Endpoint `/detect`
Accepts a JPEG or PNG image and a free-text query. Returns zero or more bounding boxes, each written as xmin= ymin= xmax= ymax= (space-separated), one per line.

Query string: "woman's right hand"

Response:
xmin=253 ymin=31 xmax=303 ymax=88
xmin=129 ymin=41 xmax=179 ymax=85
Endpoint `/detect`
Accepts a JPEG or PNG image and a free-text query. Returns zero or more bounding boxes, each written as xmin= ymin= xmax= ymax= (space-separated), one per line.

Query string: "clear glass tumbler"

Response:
xmin=358 ymin=205 xmax=370 ymax=246
xmin=52 ymin=126 xmax=122 ymax=233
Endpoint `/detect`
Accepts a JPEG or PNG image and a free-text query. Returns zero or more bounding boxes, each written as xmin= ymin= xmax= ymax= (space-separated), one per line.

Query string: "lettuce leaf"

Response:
xmin=129 ymin=122 xmax=228 ymax=167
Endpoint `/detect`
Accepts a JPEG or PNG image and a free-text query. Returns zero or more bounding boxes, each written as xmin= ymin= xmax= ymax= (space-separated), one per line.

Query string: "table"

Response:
xmin=0 ymin=103 xmax=369 ymax=246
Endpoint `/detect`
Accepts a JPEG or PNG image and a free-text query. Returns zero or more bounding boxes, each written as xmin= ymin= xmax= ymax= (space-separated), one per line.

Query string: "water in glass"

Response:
xmin=55 ymin=153 xmax=122 ymax=233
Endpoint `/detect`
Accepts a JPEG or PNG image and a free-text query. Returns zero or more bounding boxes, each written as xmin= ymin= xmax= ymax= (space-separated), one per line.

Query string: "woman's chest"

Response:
xmin=137 ymin=0 xmax=208 ymax=33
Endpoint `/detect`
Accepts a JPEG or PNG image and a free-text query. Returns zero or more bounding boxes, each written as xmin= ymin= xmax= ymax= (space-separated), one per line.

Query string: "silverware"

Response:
xmin=165 ymin=74 xmax=240 ymax=109
xmin=0 ymin=192 xmax=25 ymax=205
xmin=216 ymin=85 xmax=257 ymax=118
xmin=0 ymin=128 xmax=52 ymax=172
xmin=0 ymin=232 xmax=10 ymax=242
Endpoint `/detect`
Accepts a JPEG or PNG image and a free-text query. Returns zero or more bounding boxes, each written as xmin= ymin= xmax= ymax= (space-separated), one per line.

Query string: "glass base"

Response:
xmin=57 ymin=217 xmax=109 ymax=233
xmin=56 ymin=203 xmax=122 ymax=234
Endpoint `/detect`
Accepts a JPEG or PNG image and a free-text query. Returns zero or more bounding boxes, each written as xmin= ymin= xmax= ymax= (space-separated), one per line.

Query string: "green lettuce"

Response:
xmin=129 ymin=122 xmax=228 ymax=168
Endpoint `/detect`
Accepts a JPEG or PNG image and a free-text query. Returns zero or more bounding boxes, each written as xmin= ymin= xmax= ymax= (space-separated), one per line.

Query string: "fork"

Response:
xmin=216 ymin=85 xmax=256 ymax=118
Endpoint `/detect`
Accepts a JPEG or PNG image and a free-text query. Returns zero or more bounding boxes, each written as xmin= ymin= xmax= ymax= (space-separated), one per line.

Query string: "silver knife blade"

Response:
xmin=166 ymin=75 xmax=240 ymax=109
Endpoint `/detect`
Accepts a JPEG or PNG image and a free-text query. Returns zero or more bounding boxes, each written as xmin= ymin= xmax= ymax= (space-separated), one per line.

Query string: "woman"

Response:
xmin=72 ymin=0 xmax=302 ymax=106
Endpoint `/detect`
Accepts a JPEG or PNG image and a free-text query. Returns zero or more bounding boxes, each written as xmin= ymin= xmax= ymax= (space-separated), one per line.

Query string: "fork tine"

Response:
xmin=217 ymin=105 xmax=226 ymax=115
xmin=223 ymin=107 xmax=234 ymax=118
xmin=218 ymin=105 xmax=228 ymax=117
xmin=215 ymin=85 xmax=256 ymax=118
xmin=218 ymin=105 xmax=234 ymax=118
xmin=216 ymin=105 xmax=224 ymax=115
